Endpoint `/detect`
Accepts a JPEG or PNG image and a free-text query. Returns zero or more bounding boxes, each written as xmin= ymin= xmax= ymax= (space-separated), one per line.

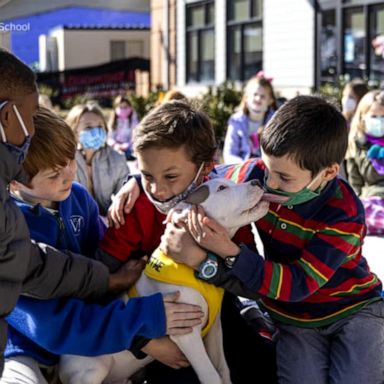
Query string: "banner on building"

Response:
xmin=36 ymin=58 xmax=150 ymax=103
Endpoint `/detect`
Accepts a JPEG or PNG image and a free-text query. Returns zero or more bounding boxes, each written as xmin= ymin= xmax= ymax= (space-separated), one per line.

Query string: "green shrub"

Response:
xmin=198 ymin=81 xmax=242 ymax=144
xmin=127 ymin=91 xmax=160 ymax=120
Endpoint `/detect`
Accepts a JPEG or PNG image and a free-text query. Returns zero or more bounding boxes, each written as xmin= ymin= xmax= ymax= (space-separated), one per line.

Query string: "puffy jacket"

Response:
xmin=0 ymin=144 xmax=109 ymax=373
xmin=346 ymin=140 xmax=384 ymax=198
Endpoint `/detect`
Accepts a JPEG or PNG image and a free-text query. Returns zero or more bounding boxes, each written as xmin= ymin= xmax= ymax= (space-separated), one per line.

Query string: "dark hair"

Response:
xmin=109 ymin=95 xmax=134 ymax=131
xmin=133 ymin=100 xmax=216 ymax=166
xmin=0 ymin=48 xmax=36 ymax=101
xmin=260 ymin=95 xmax=348 ymax=175
xmin=348 ymin=79 xmax=369 ymax=104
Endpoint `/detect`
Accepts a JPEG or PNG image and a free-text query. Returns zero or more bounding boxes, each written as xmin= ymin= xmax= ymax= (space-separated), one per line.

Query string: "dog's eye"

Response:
xmin=217 ymin=185 xmax=227 ymax=192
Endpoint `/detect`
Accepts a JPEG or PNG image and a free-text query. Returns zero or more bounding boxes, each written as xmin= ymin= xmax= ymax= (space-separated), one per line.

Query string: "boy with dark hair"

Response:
xmin=96 ymin=100 xmax=277 ymax=383
xmin=162 ymin=95 xmax=384 ymax=383
xmin=3 ymin=107 xmax=202 ymax=384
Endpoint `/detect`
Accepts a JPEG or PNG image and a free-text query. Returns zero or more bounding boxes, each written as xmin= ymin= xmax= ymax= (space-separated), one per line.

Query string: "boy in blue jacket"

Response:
xmin=2 ymin=107 xmax=202 ymax=384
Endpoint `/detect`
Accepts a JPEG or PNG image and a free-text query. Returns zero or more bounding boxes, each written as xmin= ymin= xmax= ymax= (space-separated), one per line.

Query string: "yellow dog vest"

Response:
xmin=130 ymin=249 xmax=224 ymax=337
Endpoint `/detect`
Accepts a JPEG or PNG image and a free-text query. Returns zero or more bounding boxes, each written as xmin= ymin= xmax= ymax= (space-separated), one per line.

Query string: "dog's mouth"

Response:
xmin=261 ymin=192 xmax=289 ymax=204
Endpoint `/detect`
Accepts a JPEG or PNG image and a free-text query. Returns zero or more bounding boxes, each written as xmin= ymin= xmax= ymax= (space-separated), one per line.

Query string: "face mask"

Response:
xmin=115 ymin=106 xmax=132 ymax=119
xmin=144 ymin=163 xmax=205 ymax=214
xmin=365 ymin=116 xmax=384 ymax=138
xmin=341 ymin=96 xmax=357 ymax=113
xmin=0 ymin=101 xmax=31 ymax=164
xmin=79 ymin=127 xmax=106 ymax=150
xmin=264 ymin=171 xmax=323 ymax=206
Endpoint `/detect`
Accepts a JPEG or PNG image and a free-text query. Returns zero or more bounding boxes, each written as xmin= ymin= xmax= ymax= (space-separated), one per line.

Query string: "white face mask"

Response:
xmin=0 ymin=101 xmax=31 ymax=164
xmin=341 ymin=96 xmax=357 ymax=113
xmin=365 ymin=116 xmax=384 ymax=138
xmin=144 ymin=163 xmax=205 ymax=214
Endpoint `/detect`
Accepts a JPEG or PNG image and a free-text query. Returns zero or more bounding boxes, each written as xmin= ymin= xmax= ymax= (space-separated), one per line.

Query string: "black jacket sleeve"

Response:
xmin=22 ymin=241 xmax=109 ymax=301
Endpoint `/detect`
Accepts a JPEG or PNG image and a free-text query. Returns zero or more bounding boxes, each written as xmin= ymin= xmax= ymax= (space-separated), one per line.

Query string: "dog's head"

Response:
xmin=169 ymin=178 xmax=287 ymax=237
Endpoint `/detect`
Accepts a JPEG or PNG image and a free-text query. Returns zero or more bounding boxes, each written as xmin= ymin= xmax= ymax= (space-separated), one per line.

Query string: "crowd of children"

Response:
xmin=1 ymin=45 xmax=384 ymax=384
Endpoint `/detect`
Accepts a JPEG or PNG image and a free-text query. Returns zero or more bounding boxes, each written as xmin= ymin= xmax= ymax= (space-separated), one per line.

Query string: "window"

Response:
xmin=127 ymin=41 xmax=144 ymax=58
xmin=317 ymin=2 xmax=384 ymax=89
xmin=320 ymin=9 xmax=337 ymax=82
xmin=370 ymin=4 xmax=384 ymax=84
xmin=110 ymin=41 xmax=126 ymax=61
xmin=227 ymin=0 xmax=263 ymax=81
xmin=186 ymin=1 xmax=215 ymax=83
xmin=343 ymin=7 xmax=365 ymax=79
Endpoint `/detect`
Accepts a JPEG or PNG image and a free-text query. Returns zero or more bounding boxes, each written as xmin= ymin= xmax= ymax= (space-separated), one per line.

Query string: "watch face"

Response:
xmin=203 ymin=263 xmax=217 ymax=278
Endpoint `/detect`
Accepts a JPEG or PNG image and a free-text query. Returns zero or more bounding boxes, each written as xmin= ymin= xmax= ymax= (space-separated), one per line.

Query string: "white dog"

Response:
xmin=59 ymin=178 xmax=284 ymax=384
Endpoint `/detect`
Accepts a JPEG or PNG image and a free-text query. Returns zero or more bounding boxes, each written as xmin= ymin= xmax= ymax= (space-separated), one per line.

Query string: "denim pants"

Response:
xmin=276 ymin=300 xmax=384 ymax=384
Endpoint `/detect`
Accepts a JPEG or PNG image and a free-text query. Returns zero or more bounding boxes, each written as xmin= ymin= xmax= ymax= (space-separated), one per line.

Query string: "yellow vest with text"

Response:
xmin=130 ymin=249 xmax=224 ymax=337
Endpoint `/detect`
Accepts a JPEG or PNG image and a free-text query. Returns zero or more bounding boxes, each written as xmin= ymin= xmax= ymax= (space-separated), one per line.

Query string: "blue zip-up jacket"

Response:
xmin=5 ymin=182 xmax=165 ymax=365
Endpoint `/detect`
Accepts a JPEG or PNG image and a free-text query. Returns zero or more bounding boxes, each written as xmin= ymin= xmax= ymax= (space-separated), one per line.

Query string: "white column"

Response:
xmin=176 ymin=0 xmax=186 ymax=87
xmin=215 ymin=0 xmax=226 ymax=84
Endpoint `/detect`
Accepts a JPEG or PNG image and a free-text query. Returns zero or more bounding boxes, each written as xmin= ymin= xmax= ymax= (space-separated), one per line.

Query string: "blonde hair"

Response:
xmin=346 ymin=90 xmax=384 ymax=158
xmin=65 ymin=103 xmax=108 ymax=137
xmin=24 ymin=106 xmax=76 ymax=179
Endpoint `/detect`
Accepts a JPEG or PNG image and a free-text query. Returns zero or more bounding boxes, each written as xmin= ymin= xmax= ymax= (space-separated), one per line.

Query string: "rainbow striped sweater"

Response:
xmin=209 ymin=159 xmax=382 ymax=327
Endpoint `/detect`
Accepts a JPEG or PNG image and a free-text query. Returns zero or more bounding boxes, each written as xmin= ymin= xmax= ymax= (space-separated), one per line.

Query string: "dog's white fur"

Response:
xmin=59 ymin=179 xmax=269 ymax=384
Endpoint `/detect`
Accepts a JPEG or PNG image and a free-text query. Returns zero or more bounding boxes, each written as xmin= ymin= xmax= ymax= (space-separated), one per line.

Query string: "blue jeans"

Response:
xmin=276 ymin=300 xmax=384 ymax=384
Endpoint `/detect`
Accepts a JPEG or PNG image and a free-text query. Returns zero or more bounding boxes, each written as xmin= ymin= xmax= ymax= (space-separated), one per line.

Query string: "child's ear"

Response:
xmin=323 ymin=163 xmax=340 ymax=181
xmin=10 ymin=178 xmax=33 ymax=191
xmin=203 ymin=161 xmax=215 ymax=176
xmin=0 ymin=102 xmax=15 ymax=131
xmin=9 ymin=180 xmax=21 ymax=192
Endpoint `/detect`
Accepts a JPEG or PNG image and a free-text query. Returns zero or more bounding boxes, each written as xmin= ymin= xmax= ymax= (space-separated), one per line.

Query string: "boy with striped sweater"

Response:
xmin=162 ymin=96 xmax=384 ymax=383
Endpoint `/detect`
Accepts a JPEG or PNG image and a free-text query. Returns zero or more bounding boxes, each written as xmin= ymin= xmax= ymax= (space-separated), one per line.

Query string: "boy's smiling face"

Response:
xmin=13 ymin=159 xmax=77 ymax=208
xmin=262 ymin=152 xmax=339 ymax=193
xmin=137 ymin=145 xmax=209 ymax=202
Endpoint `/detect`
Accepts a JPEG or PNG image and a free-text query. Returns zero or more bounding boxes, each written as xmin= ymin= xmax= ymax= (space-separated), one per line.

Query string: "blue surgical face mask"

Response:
xmin=79 ymin=127 xmax=106 ymax=150
xmin=365 ymin=116 xmax=384 ymax=138
xmin=0 ymin=101 xmax=32 ymax=164
xmin=144 ymin=163 xmax=205 ymax=214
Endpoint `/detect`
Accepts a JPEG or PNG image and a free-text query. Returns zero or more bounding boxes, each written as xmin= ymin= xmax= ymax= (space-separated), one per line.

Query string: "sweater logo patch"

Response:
xmin=70 ymin=215 xmax=84 ymax=234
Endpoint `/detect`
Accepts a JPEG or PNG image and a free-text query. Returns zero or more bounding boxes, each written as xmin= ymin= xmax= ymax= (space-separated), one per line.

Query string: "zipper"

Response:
xmin=54 ymin=215 xmax=66 ymax=249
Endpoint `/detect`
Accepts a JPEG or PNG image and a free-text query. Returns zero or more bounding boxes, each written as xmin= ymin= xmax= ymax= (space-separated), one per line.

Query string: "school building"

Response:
xmin=151 ymin=0 xmax=384 ymax=97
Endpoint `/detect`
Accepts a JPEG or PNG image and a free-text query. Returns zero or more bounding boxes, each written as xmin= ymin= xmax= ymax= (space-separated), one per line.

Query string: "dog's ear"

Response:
xmin=185 ymin=185 xmax=209 ymax=205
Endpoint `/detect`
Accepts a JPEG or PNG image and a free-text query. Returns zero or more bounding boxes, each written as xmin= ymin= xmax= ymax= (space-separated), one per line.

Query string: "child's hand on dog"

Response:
xmin=107 ymin=177 xmax=140 ymax=228
xmin=187 ymin=205 xmax=240 ymax=258
xmin=160 ymin=222 xmax=207 ymax=269
xmin=108 ymin=257 xmax=147 ymax=294
xmin=163 ymin=291 xmax=204 ymax=335
xmin=142 ymin=336 xmax=190 ymax=369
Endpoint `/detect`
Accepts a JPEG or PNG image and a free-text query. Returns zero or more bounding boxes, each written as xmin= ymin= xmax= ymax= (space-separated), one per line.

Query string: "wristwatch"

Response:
xmin=196 ymin=253 xmax=218 ymax=280
xmin=224 ymin=255 xmax=237 ymax=269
